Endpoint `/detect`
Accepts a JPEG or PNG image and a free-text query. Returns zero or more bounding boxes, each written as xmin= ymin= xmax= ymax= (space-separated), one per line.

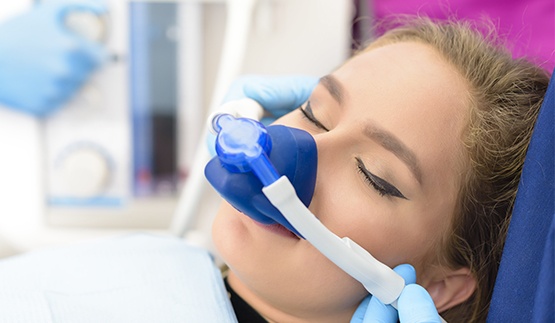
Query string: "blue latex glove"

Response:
xmin=222 ymin=74 xmax=319 ymax=124
xmin=350 ymin=264 xmax=442 ymax=323
xmin=207 ymin=74 xmax=319 ymax=155
xmin=0 ymin=0 xmax=107 ymax=116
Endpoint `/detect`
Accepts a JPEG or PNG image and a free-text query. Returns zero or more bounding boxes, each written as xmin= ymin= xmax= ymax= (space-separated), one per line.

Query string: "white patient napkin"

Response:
xmin=0 ymin=233 xmax=237 ymax=323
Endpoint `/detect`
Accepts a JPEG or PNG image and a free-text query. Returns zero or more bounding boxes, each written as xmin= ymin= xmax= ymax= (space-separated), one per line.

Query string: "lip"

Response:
xmin=252 ymin=219 xmax=300 ymax=240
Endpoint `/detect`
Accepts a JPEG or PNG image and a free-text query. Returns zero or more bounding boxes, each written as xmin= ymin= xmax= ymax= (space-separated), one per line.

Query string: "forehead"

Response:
xmin=336 ymin=42 xmax=467 ymax=105
xmin=332 ymin=41 xmax=470 ymax=188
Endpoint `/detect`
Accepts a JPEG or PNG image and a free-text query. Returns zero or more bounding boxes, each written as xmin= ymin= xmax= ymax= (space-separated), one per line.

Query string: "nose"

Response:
xmin=307 ymin=129 xmax=352 ymax=214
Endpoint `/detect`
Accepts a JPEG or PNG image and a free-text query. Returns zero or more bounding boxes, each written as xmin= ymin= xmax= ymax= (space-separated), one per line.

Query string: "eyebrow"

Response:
xmin=364 ymin=124 xmax=423 ymax=185
xmin=320 ymin=75 xmax=345 ymax=104
xmin=319 ymin=74 xmax=423 ymax=185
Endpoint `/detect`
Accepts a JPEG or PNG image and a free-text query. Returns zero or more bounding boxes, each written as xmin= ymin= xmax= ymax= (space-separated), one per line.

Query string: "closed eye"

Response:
xmin=356 ymin=157 xmax=408 ymax=200
xmin=299 ymin=101 xmax=329 ymax=132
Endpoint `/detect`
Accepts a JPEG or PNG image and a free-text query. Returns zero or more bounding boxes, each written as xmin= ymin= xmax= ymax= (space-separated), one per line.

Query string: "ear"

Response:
xmin=422 ymin=267 xmax=477 ymax=313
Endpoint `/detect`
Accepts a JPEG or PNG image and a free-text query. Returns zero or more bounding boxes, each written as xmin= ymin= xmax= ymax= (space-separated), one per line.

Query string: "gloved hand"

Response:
xmin=222 ymin=74 xmax=319 ymax=124
xmin=0 ymin=0 xmax=107 ymax=116
xmin=207 ymin=74 xmax=319 ymax=155
xmin=350 ymin=264 xmax=442 ymax=323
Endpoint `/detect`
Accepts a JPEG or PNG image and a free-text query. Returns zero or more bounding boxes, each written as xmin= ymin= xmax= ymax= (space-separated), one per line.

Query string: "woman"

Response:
xmin=212 ymin=17 xmax=550 ymax=322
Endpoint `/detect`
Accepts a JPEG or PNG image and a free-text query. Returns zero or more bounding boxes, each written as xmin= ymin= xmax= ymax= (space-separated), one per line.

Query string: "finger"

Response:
xmin=398 ymin=284 xmax=442 ymax=323
xmin=243 ymin=75 xmax=318 ymax=111
xmin=350 ymin=295 xmax=371 ymax=323
xmin=356 ymin=264 xmax=416 ymax=322
xmin=393 ymin=264 xmax=417 ymax=285
xmin=364 ymin=295 xmax=398 ymax=323
xmin=350 ymin=264 xmax=416 ymax=323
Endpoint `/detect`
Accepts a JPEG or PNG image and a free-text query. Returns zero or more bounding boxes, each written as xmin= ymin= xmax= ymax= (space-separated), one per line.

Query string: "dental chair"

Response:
xmin=487 ymin=68 xmax=555 ymax=322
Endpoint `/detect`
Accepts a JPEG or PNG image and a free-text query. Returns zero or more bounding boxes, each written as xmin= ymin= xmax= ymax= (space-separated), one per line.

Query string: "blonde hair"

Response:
xmin=360 ymin=17 xmax=550 ymax=322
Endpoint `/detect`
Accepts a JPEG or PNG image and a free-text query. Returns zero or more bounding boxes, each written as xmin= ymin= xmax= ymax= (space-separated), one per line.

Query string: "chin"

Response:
xmin=212 ymin=202 xmax=369 ymax=321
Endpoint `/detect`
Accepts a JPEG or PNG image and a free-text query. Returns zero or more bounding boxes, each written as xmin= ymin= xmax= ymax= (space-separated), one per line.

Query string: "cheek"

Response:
xmin=212 ymin=203 xmax=248 ymax=266
xmin=213 ymin=202 xmax=370 ymax=312
xmin=311 ymin=173 xmax=437 ymax=270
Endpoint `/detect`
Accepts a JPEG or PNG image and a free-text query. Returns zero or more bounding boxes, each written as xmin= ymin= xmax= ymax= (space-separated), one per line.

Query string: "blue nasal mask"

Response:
xmin=205 ymin=114 xmax=317 ymax=237
xmin=204 ymin=99 xmax=408 ymax=311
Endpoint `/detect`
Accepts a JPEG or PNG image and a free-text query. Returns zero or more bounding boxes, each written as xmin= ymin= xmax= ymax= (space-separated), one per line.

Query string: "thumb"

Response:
xmin=350 ymin=295 xmax=371 ymax=323
xmin=398 ymin=284 xmax=442 ymax=323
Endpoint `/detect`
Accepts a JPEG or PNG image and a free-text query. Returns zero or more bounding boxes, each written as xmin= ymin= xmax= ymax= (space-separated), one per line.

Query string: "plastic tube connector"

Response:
xmin=211 ymin=113 xmax=279 ymax=186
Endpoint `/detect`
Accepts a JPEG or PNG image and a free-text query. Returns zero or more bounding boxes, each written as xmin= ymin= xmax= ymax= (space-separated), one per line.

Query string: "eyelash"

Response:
xmin=299 ymin=101 xmax=330 ymax=131
xmin=356 ymin=157 xmax=407 ymax=199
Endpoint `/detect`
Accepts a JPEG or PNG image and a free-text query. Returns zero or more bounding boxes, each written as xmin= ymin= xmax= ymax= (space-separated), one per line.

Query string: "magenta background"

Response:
xmin=371 ymin=0 xmax=555 ymax=71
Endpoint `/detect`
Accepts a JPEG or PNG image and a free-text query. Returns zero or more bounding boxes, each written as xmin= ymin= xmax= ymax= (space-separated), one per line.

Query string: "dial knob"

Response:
xmin=57 ymin=146 xmax=110 ymax=198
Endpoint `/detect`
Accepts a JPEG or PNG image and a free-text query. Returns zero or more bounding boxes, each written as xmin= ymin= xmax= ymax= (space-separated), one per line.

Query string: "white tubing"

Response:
xmin=263 ymin=176 xmax=405 ymax=305
xmin=263 ymin=176 xmax=449 ymax=322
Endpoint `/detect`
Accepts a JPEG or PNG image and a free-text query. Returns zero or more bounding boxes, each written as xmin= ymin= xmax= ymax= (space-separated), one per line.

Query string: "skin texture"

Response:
xmin=212 ymin=41 xmax=474 ymax=322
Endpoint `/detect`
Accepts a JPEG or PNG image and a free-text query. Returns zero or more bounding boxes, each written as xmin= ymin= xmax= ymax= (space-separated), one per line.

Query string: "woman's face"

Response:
xmin=213 ymin=41 xmax=470 ymax=322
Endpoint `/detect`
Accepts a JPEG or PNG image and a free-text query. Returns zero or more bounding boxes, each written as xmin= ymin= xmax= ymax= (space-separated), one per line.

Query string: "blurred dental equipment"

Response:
xmin=43 ymin=0 xmax=190 ymax=229
xmin=0 ymin=0 xmax=350 ymax=255
xmin=42 ymin=0 xmax=350 ymax=234
xmin=205 ymin=107 xmax=447 ymax=321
